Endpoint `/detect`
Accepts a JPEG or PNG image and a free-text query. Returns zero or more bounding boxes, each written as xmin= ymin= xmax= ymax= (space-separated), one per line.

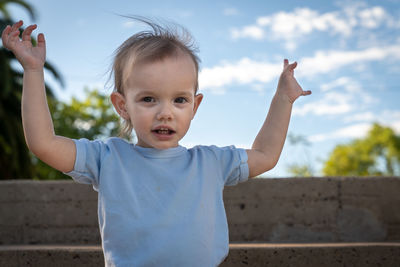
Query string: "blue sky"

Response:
xmin=7 ymin=0 xmax=400 ymax=177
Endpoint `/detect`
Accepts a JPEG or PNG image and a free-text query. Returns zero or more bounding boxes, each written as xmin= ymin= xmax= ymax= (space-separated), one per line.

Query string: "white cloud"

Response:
xmin=344 ymin=112 xmax=376 ymax=123
xmin=377 ymin=111 xmax=400 ymax=134
xmin=358 ymin=6 xmax=386 ymax=28
xmin=309 ymin=110 xmax=400 ymax=142
xmin=293 ymin=91 xmax=353 ymax=116
xmin=321 ymin=77 xmax=353 ymax=92
xmin=345 ymin=109 xmax=400 ymax=126
xmin=392 ymin=121 xmax=400 ymax=134
xmin=230 ymin=5 xmax=397 ymax=50
xmin=297 ymin=45 xmax=400 ymax=77
xmin=231 ymin=26 xmax=264 ymax=40
xmin=284 ymin=41 xmax=297 ymax=52
xmin=199 ymin=44 xmax=400 ymax=93
xmin=293 ymin=75 xmax=376 ymax=117
xmin=309 ymin=123 xmax=372 ymax=142
xmin=251 ymin=83 xmax=267 ymax=93
xmin=330 ymin=122 xmax=371 ymax=138
xmin=199 ymin=58 xmax=281 ymax=92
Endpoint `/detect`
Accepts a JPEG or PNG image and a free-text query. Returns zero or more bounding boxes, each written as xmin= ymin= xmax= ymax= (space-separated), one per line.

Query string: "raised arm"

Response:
xmin=2 ymin=21 xmax=76 ymax=173
xmin=246 ymin=59 xmax=311 ymax=178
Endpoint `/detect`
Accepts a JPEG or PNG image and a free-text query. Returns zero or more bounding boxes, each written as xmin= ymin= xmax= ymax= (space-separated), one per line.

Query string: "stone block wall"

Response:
xmin=224 ymin=177 xmax=400 ymax=242
xmin=0 ymin=177 xmax=399 ymax=245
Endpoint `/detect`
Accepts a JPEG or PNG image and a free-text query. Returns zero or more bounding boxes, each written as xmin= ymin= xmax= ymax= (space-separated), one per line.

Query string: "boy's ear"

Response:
xmin=111 ymin=92 xmax=129 ymax=119
xmin=192 ymin=93 xmax=203 ymax=119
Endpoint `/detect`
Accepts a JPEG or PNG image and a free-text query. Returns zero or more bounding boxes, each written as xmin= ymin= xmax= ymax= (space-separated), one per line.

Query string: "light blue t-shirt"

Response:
xmin=66 ymin=137 xmax=249 ymax=267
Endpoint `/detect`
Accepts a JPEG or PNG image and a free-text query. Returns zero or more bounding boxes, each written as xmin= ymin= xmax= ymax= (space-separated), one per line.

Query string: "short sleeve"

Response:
xmin=208 ymin=145 xmax=249 ymax=186
xmin=64 ymin=138 xmax=105 ymax=188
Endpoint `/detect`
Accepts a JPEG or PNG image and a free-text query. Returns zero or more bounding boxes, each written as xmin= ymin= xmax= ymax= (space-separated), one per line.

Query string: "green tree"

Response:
xmin=323 ymin=123 xmax=400 ymax=176
xmin=287 ymin=164 xmax=314 ymax=177
xmin=0 ymin=0 xmax=36 ymax=21
xmin=0 ymin=0 xmax=63 ymax=179
xmin=34 ymin=88 xmax=122 ymax=180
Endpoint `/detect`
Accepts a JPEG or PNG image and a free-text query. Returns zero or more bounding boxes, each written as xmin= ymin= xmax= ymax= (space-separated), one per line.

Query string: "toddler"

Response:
xmin=2 ymin=18 xmax=311 ymax=267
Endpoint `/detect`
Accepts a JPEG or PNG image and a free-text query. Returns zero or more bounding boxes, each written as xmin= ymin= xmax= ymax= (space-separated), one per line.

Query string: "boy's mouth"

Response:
xmin=152 ymin=127 xmax=176 ymax=135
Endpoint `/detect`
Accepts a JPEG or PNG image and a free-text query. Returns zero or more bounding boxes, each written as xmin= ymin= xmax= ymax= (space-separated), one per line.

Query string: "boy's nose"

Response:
xmin=156 ymin=103 xmax=173 ymax=121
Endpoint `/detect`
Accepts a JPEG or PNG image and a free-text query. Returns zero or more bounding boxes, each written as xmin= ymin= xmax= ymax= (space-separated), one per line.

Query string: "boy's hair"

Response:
xmin=111 ymin=16 xmax=201 ymax=138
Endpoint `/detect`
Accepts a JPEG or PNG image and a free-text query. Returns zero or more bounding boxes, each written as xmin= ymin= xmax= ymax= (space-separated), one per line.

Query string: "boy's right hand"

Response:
xmin=1 ymin=20 xmax=46 ymax=71
xmin=3 ymin=20 xmax=76 ymax=173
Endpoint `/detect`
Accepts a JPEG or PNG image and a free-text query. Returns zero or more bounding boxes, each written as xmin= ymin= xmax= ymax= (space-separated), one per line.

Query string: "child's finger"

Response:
xmin=2 ymin=28 xmax=20 ymax=49
xmin=1 ymin=25 xmax=11 ymax=37
xmin=302 ymin=90 xmax=312 ymax=96
xmin=22 ymin=24 xmax=37 ymax=41
xmin=37 ymin=33 xmax=46 ymax=48
xmin=1 ymin=25 xmax=11 ymax=46
xmin=289 ymin=61 xmax=297 ymax=70
xmin=283 ymin=59 xmax=289 ymax=69
xmin=10 ymin=30 xmax=20 ymax=38
xmin=10 ymin=20 xmax=23 ymax=33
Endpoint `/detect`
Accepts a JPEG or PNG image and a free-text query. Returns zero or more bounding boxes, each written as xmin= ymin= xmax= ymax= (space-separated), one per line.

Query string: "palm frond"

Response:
xmin=0 ymin=0 xmax=36 ymax=21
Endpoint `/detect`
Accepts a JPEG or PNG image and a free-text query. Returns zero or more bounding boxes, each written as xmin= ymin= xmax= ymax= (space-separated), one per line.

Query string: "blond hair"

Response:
xmin=110 ymin=16 xmax=200 ymax=138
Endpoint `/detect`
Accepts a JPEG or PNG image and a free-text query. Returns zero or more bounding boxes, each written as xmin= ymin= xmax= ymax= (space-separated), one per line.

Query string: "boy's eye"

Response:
xmin=175 ymin=97 xmax=187 ymax=104
xmin=142 ymin=97 xmax=155 ymax=103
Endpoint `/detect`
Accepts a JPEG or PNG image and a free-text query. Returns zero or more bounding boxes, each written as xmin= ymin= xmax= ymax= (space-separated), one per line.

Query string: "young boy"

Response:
xmin=2 ymin=19 xmax=311 ymax=266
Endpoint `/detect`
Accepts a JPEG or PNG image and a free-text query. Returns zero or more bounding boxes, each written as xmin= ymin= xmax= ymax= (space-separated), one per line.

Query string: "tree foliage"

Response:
xmin=0 ymin=1 xmax=120 ymax=180
xmin=323 ymin=123 xmax=400 ymax=176
xmin=0 ymin=0 xmax=63 ymax=179
xmin=0 ymin=0 xmax=36 ymax=21
xmin=287 ymin=164 xmax=314 ymax=177
xmin=33 ymin=88 xmax=122 ymax=180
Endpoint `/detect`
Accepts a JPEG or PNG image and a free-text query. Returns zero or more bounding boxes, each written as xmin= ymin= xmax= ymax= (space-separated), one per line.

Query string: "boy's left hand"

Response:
xmin=277 ymin=59 xmax=311 ymax=103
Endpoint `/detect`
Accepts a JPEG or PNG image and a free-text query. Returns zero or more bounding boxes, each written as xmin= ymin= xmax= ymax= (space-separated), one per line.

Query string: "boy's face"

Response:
xmin=113 ymin=54 xmax=202 ymax=149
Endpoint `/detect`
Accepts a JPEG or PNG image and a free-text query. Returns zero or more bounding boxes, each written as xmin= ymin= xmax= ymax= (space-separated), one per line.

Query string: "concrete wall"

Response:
xmin=0 ymin=181 xmax=99 ymax=245
xmin=225 ymin=177 xmax=400 ymax=242
xmin=1 ymin=177 xmax=399 ymax=245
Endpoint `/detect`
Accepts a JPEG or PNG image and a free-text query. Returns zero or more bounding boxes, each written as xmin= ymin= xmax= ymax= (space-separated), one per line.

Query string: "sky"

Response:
xmin=6 ymin=0 xmax=400 ymax=177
